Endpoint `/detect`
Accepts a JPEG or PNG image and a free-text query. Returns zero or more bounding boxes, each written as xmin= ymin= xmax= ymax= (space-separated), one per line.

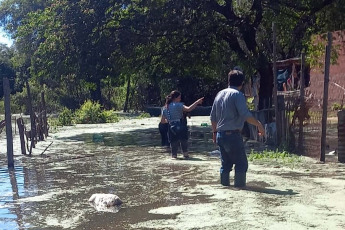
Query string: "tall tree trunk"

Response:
xmin=258 ymin=62 xmax=274 ymax=110
xmin=123 ymin=75 xmax=131 ymax=112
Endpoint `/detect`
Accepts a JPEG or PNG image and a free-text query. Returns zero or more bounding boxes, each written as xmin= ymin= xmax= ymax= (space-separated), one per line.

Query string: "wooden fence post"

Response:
xmin=298 ymin=53 xmax=306 ymax=154
xmin=41 ymin=91 xmax=48 ymax=138
xmin=3 ymin=77 xmax=14 ymax=168
xmin=320 ymin=32 xmax=332 ymax=162
xmin=272 ymin=22 xmax=281 ymax=146
xmin=17 ymin=117 xmax=26 ymax=155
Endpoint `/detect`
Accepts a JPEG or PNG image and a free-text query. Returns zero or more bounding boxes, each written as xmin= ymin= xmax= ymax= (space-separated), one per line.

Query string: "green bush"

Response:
xmin=0 ymin=98 xmax=25 ymax=114
xmin=331 ymin=102 xmax=343 ymax=111
xmin=58 ymin=107 xmax=74 ymax=126
xmin=55 ymin=101 xmax=121 ymax=125
xmin=101 ymin=110 xmax=120 ymax=123
xmin=75 ymin=100 xmax=105 ymax=124
xmin=0 ymin=100 xmax=3 ymax=114
xmin=247 ymin=97 xmax=255 ymax=111
xmin=248 ymin=149 xmax=303 ymax=168
xmin=48 ymin=117 xmax=60 ymax=133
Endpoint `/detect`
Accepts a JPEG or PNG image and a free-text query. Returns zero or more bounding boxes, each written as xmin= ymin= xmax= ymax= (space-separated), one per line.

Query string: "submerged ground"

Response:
xmin=0 ymin=116 xmax=344 ymax=230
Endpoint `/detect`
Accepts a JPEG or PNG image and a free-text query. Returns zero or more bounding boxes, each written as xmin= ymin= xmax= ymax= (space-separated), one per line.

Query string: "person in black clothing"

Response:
xmin=159 ymin=114 xmax=170 ymax=147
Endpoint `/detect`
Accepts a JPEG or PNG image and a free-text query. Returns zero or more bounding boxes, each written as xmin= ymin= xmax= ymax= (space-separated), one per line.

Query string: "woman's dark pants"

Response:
xmin=168 ymin=122 xmax=188 ymax=157
xmin=159 ymin=123 xmax=169 ymax=146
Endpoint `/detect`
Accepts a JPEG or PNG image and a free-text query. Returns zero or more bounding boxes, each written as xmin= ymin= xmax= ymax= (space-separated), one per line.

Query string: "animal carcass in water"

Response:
xmin=89 ymin=193 xmax=122 ymax=213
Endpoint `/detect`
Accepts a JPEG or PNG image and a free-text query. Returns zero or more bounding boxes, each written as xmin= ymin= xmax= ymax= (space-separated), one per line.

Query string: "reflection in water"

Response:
xmin=0 ymin=167 xmax=29 ymax=230
xmin=0 ymin=126 xmax=215 ymax=230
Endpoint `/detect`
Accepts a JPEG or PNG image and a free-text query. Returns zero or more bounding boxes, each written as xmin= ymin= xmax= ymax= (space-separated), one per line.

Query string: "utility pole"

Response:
xmin=320 ymin=32 xmax=332 ymax=162
xmin=298 ymin=53 xmax=305 ymax=153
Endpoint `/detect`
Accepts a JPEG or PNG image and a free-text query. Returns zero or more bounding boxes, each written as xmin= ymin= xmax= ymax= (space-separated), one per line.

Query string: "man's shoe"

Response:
xmin=234 ymin=172 xmax=246 ymax=187
xmin=220 ymin=173 xmax=230 ymax=186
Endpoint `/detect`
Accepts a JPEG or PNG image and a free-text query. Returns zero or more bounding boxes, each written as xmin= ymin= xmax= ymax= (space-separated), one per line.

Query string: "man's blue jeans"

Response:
xmin=216 ymin=131 xmax=248 ymax=175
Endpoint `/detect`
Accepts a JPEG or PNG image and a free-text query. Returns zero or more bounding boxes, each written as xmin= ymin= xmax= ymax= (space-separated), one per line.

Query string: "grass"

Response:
xmin=248 ymin=149 xmax=303 ymax=168
xmin=136 ymin=112 xmax=151 ymax=119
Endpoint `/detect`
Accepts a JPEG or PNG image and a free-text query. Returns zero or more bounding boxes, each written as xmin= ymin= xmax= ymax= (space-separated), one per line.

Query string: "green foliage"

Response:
xmin=72 ymin=100 xmax=119 ymax=124
xmin=137 ymin=112 xmax=151 ymax=119
xmin=1 ymin=0 xmax=344 ymax=112
xmin=101 ymin=110 xmax=119 ymax=123
xmin=105 ymin=84 xmax=127 ymax=111
xmin=47 ymin=117 xmax=60 ymax=133
xmin=74 ymin=100 xmax=105 ymax=124
xmin=7 ymin=81 xmax=64 ymax=114
xmin=58 ymin=107 xmax=74 ymax=126
xmin=0 ymin=98 xmax=23 ymax=114
xmin=248 ymin=149 xmax=303 ymax=168
xmin=0 ymin=100 xmax=3 ymax=113
xmin=247 ymin=97 xmax=255 ymax=111
xmin=331 ymin=102 xmax=344 ymax=111
xmin=306 ymin=33 xmax=340 ymax=69
xmin=55 ymin=101 xmax=120 ymax=125
xmin=0 ymin=44 xmax=17 ymax=98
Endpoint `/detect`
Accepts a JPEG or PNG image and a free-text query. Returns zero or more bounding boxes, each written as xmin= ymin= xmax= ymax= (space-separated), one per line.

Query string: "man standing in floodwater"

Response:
xmin=210 ymin=70 xmax=265 ymax=187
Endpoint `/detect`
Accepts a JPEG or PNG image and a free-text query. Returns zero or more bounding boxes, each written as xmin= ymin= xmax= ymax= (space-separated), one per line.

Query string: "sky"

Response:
xmin=0 ymin=29 xmax=13 ymax=47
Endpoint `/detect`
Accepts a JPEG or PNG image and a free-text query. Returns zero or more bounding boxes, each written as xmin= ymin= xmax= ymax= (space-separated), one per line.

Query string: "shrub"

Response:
xmin=101 ymin=110 xmax=120 ymax=123
xmin=58 ymin=107 xmax=74 ymax=126
xmin=75 ymin=100 xmax=105 ymax=124
xmin=248 ymin=149 xmax=303 ymax=168
xmin=247 ymin=97 xmax=255 ymax=111
xmin=48 ymin=117 xmax=60 ymax=133
xmin=331 ymin=102 xmax=343 ymax=111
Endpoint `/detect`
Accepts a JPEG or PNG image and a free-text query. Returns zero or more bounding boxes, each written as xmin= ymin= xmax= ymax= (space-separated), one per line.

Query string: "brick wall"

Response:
xmin=309 ymin=30 xmax=345 ymax=104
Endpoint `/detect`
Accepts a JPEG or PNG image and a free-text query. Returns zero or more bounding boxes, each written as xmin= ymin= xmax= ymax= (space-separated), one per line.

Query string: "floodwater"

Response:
xmin=2 ymin=116 xmax=345 ymax=230
xmin=0 ymin=117 xmax=218 ymax=230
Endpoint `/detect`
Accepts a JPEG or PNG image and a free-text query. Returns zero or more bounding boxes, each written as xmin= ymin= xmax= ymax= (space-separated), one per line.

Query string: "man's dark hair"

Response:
xmin=228 ymin=70 xmax=245 ymax=87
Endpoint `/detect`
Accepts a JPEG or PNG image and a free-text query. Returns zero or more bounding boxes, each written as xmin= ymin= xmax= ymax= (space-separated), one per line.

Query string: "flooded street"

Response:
xmin=1 ymin=116 xmax=345 ymax=230
xmin=0 ymin=116 xmax=219 ymax=230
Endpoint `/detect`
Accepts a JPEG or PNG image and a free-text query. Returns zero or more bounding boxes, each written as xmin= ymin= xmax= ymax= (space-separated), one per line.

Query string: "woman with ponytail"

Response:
xmin=161 ymin=90 xmax=204 ymax=159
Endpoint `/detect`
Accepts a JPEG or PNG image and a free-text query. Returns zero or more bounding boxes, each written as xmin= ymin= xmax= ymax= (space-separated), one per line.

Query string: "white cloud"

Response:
xmin=0 ymin=30 xmax=13 ymax=47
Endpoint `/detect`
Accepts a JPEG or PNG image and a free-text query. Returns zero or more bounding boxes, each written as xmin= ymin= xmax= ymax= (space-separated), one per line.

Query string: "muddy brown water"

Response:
xmin=1 ymin=116 xmax=344 ymax=230
xmin=0 ymin=117 xmax=220 ymax=230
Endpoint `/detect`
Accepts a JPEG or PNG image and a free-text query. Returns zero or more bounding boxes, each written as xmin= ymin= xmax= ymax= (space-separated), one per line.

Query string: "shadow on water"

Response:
xmin=61 ymin=128 xmax=161 ymax=147
xmin=0 ymin=124 xmax=217 ymax=230
xmin=241 ymin=181 xmax=299 ymax=195
xmin=57 ymin=126 xmax=216 ymax=153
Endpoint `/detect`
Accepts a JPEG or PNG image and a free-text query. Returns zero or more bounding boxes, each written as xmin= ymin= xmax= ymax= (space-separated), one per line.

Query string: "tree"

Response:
xmin=104 ymin=0 xmax=343 ymax=108
xmin=1 ymin=0 xmax=344 ymax=111
xmin=0 ymin=44 xmax=16 ymax=98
